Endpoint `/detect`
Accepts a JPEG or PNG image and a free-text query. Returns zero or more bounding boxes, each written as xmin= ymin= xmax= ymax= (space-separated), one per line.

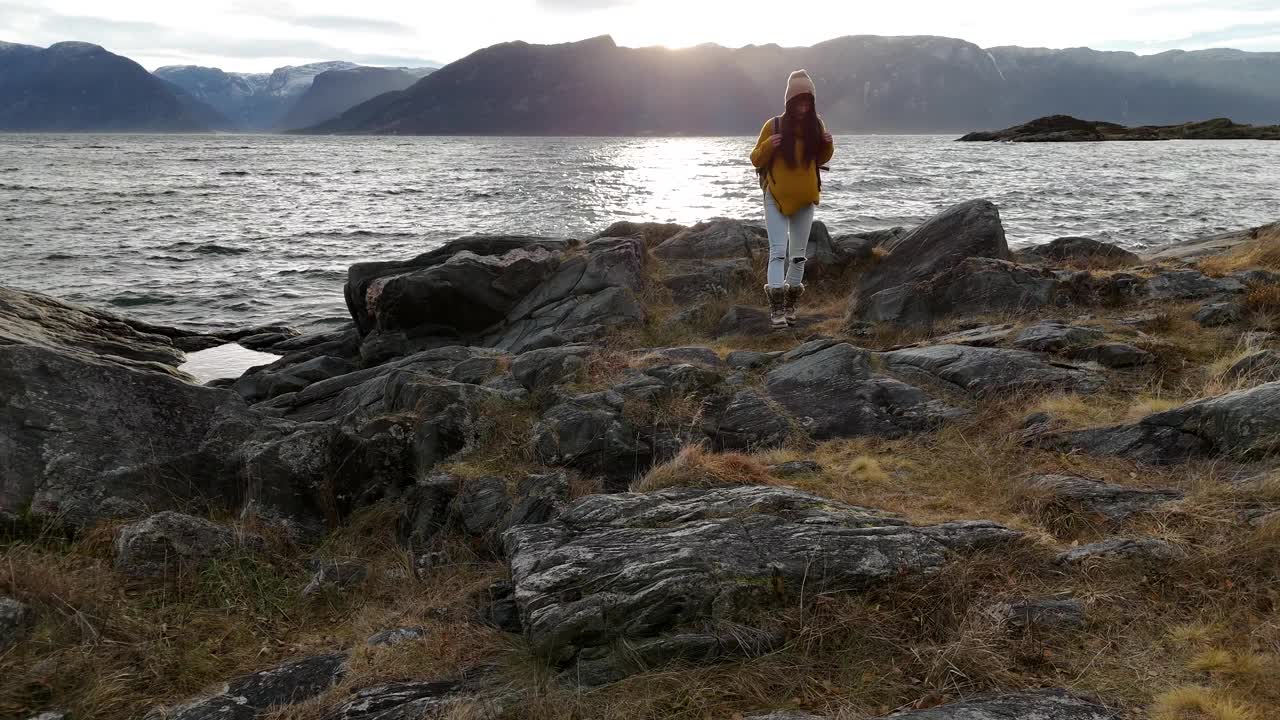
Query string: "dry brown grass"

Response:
xmin=1198 ymin=226 xmax=1280 ymax=277
xmin=632 ymin=445 xmax=773 ymax=493
xmin=1241 ymin=282 xmax=1280 ymax=325
xmin=1150 ymin=686 xmax=1260 ymax=720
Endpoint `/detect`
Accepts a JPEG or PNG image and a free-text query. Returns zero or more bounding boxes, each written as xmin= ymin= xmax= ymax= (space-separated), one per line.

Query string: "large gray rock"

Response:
xmin=1 ymin=596 xmax=29 ymax=649
xmin=652 ymin=219 xmax=767 ymax=260
xmin=510 ymin=344 xmax=592 ymax=393
xmin=1016 ymin=236 xmax=1141 ymax=268
xmin=855 ymin=200 xmax=1011 ymax=302
xmin=484 ymin=238 xmax=647 ymax=354
xmin=593 ymin=220 xmax=686 ymax=248
xmin=146 ymin=653 xmax=347 ymax=720
xmin=232 ymin=355 xmax=355 ymax=403
xmin=1194 ymin=301 xmax=1242 ymax=327
xmin=985 ymin=598 xmax=1085 ymax=631
xmin=324 ymin=677 xmax=499 ymax=720
xmin=1066 ymin=343 xmax=1155 ymax=368
xmin=1012 ymin=321 xmax=1105 ymax=352
xmin=0 ymin=285 xmax=188 ymax=371
xmin=703 ymin=390 xmax=793 ymax=451
xmin=766 ymin=343 xmax=965 ymax=440
xmin=1225 ymin=350 xmax=1280 ymax=383
xmin=1147 ymin=270 xmax=1245 ymax=300
xmin=1023 ymin=475 xmax=1182 ymax=521
xmin=345 ymin=236 xmax=572 ymax=335
xmin=851 ymin=200 xmax=1034 ymax=323
xmin=0 ymin=345 xmax=259 ymax=526
xmin=880 ymin=345 xmax=1103 ymax=396
xmin=453 ymin=473 xmax=569 ymax=548
xmin=662 ymin=258 xmax=754 ymax=303
xmin=301 ymin=559 xmax=369 ymax=597
xmin=1032 ymin=381 xmax=1280 ymax=463
xmin=858 ymin=257 xmax=1059 ymax=325
xmin=504 ymin=485 xmax=1018 ymax=685
xmin=114 ymin=512 xmax=261 ymax=578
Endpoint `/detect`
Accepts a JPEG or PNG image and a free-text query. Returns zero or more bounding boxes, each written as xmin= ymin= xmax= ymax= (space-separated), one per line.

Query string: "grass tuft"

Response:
xmin=1150 ymin=686 xmax=1258 ymax=720
xmin=632 ymin=444 xmax=773 ymax=493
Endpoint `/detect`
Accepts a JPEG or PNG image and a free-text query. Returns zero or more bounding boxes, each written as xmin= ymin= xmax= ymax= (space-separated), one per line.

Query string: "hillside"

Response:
xmin=308 ymin=35 xmax=1280 ymax=135
xmin=0 ymin=42 xmax=215 ymax=132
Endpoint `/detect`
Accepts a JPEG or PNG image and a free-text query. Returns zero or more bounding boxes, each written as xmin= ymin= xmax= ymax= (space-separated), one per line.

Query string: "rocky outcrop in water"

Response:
xmin=960 ymin=114 xmax=1280 ymax=142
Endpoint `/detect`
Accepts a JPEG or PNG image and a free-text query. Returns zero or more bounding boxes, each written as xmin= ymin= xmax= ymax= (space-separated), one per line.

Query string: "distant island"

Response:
xmin=959 ymin=115 xmax=1280 ymax=142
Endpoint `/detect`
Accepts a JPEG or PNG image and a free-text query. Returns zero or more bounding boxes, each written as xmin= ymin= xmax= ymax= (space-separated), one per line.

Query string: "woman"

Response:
xmin=750 ymin=69 xmax=834 ymax=328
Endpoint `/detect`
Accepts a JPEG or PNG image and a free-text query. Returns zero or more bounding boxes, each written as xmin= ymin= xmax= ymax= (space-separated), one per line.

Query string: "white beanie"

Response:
xmin=785 ymin=70 xmax=816 ymax=106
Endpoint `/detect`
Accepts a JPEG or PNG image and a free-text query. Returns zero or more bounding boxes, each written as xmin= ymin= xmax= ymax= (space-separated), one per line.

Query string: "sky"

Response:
xmin=1 ymin=0 xmax=1279 ymax=72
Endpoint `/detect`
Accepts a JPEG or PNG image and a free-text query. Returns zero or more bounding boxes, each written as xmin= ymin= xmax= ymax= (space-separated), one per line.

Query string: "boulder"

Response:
xmin=592 ymin=220 xmax=686 ymax=248
xmin=851 ymin=200 xmax=1021 ymax=322
xmin=1012 ymin=321 xmax=1105 ymax=352
xmin=503 ymin=485 xmax=1018 ymax=685
xmin=232 ymin=355 xmax=355 ymax=403
xmin=766 ymin=343 xmax=965 ymax=439
xmin=532 ymin=390 xmax=678 ymax=487
xmin=715 ymin=305 xmax=774 ymax=337
xmin=0 ymin=596 xmax=29 ymax=649
xmin=1225 ymin=350 xmax=1280 ymax=383
xmin=855 ymin=200 xmax=1011 ymax=301
xmin=510 ymin=344 xmax=592 ymax=393
xmin=1066 ymin=343 xmax=1155 ymax=368
xmin=703 ymin=390 xmax=793 ymax=451
xmin=1032 ymin=381 xmax=1280 ymax=463
xmin=985 ymin=598 xmax=1085 ymax=631
xmin=857 ymin=257 xmax=1059 ymax=325
xmin=1016 ymin=236 xmax=1141 ymax=267
xmin=453 ymin=473 xmax=569 ymax=547
xmin=0 ymin=346 xmax=261 ymax=527
xmin=114 ymin=512 xmax=261 ymax=579
xmin=145 ymin=653 xmax=347 ymax=720
xmin=910 ymin=324 xmax=1016 ymax=349
xmin=398 ymin=475 xmax=458 ymax=550
xmin=1022 ymin=475 xmax=1182 ymax=521
xmin=1055 ymin=537 xmax=1181 ymax=565
xmin=0 ymin=285 xmax=190 ymax=371
xmin=301 ymin=559 xmax=369 ymax=597
xmin=1147 ymin=270 xmax=1245 ymax=300
xmin=880 ymin=345 xmax=1103 ymax=396
xmin=652 ymin=219 xmax=767 ymax=260
xmin=662 ymin=259 xmax=754 ymax=303
xmin=1194 ymin=301 xmax=1242 ymax=327
xmin=726 ymin=350 xmax=783 ymax=369
xmin=345 ymin=236 xmax=572 ymax=335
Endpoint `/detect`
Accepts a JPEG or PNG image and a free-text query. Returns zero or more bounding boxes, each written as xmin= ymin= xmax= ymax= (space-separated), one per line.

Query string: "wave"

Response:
xmin=109 ymin=293 xmax=176 ymax=307
xmin=146 ymin=254 xmax=198 ymax=263
xmin=276 ymin=268 xmax=347 ymax=279
xmin=219 ymin=170 xmax=251 ymax=176
xmin=164 ymin=241 xmax=251 ymax=255
xmin=42 ymin=253 xmax=79 ymax=261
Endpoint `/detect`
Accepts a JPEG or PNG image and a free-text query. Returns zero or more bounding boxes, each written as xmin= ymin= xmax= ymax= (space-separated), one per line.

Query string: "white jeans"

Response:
xmin=763 ymin=191 xmax=815 ymax=288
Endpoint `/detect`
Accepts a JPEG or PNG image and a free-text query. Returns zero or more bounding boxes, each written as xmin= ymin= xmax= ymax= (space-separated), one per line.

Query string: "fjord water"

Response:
xmin=3 ymin=134 xmax=1278 ymax=332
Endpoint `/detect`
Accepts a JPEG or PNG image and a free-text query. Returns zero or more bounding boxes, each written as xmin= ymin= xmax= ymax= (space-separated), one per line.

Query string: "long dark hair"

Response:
xmin=780 ymin=93 xmax=822 ymax=170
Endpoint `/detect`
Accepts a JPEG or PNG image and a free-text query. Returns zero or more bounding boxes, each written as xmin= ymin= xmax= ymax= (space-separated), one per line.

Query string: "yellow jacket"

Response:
xmin=750 ymin=117 xmax=835 ymax=216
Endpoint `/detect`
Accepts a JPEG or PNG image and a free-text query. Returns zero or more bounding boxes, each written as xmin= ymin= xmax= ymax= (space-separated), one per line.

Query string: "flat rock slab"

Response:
xmin=149 ymin=653 xmax=347 ymax=720
xmin=902 ymin=324 xmax=1015 ymax=349
xmin=766 ymin=343 xmax=966 ymax=440
xmin=1066 ymin=343 xmax=1154 ymax=368
xmin=880 ymin=345 xmax=1103 ymax=396
xmin=503 ymin=485 xmax=1018 ymax=684
xmin=1032 ymin=380 xmax=1280 ymax=463
xmin=1056 ymin=537 xmax=1181 ymax=565
xmin=1024 ymin=474 xmax=1182 ymax=521
xmin=1147 ymin=270 xmax=1244 ymax=299
xmin=1012 ymin=321 xmax=1105 ymax=352
xmin=115 ymin=511 xmax=262 ymax=578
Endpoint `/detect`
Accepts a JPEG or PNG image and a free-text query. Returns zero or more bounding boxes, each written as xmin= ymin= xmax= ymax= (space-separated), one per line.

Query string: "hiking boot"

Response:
xmin=765 ymin=285 xmax=787 ymax=329
xmin=783 ymin=283 xmax=805 ymax=325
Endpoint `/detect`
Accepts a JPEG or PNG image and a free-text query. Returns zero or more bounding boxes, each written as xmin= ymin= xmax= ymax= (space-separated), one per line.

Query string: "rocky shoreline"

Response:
xmin=3 ymin=202 xmax=1279 ymax=719
xmin=958 ymin=114 xmax=1280 ymax=142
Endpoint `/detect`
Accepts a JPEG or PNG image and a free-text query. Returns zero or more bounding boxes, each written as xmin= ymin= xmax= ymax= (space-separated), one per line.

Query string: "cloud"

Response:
xmin=535 ymin=0 xmax=634 ymax=11
xmin=286 ymin=15 xmax=414 ymax=34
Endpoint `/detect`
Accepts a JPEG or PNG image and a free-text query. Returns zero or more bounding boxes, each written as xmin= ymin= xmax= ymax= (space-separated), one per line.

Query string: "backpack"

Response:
xmin=756 ymin=115 xmax=830 ymax=192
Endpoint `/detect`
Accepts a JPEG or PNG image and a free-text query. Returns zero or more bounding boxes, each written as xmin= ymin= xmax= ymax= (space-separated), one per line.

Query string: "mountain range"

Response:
xmin=310 ymin=35 xmax=1280 ymax=135
xmin=2 ymin=35 xmax=1279 ymax=135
